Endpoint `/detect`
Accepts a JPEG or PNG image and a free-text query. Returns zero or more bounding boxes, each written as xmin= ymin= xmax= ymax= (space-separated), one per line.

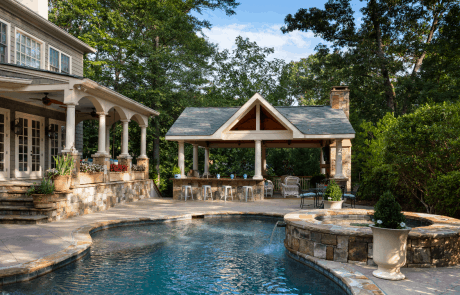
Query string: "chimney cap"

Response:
xmin=331 ymin=86 xmax=349 ymax=91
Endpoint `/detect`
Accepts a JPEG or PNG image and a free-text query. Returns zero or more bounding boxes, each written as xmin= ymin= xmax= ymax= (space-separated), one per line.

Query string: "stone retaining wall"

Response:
xmin=285 ymin=209 xmax=460 ymax=268
xmin=51 ymin=180 xmax=157 ymax=221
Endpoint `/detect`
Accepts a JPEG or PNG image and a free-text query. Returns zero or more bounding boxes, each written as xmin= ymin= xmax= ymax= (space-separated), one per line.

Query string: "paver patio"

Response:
xmin=0 ymin=197 xmax=458 ymax=294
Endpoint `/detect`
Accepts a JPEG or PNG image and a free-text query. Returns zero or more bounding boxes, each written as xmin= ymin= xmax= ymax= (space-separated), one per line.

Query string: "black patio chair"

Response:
xmin=343 ymin=185 xmax=360 ymax=208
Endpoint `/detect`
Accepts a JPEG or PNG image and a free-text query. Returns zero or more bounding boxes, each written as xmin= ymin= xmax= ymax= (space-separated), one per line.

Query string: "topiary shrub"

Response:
xmin=323 ymin=180 xmax=342 ymax=201
xmin=373 ymin=191 xmax=407 ymax=229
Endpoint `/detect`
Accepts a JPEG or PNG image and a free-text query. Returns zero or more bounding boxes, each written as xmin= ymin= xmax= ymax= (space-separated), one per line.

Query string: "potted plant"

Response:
xmin=47 ymin=154 xmax=75 ymax=192
xmin=172 ymin=166 xmax=181 ymax=179
xmin=109 ymin=164 xmax=129 ymax=181
xmin=26 ymin=178 xmax=56 ymax=209
xmin=79 ymin=162 xmax=105 ymax=184
xmin=370 ymin=191 xmax=410 ymax=281
xmin=322 ymin=180 xmax=344 ymax=209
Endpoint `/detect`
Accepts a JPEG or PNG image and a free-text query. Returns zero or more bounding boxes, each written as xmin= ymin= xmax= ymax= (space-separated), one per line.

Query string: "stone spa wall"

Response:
xmin=49 ymin=180 xmax=158 ymax=222
xmin=284 ymin=209 xmax=460 ymax=268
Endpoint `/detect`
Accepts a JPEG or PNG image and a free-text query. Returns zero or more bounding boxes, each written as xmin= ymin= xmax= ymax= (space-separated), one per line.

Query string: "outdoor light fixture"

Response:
xmin=11 ymin=119 xmax=23 ymax=136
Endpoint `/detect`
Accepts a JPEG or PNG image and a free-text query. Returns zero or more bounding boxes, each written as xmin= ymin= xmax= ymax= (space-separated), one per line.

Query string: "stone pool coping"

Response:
xmin=0 ymin=211 xmax=383 ymax=295
xmin=285 ymin=209 xmax=460 ymax=239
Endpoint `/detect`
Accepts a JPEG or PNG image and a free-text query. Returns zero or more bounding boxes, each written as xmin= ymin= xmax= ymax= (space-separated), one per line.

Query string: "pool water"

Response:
xmin=1 ymin=217 xmax=345 ymax=295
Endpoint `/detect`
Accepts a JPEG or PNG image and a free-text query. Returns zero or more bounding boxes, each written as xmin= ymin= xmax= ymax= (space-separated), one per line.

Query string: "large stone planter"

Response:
xmin=53 ymin=175 xmax=71 ymax=192
xmin=79 ymin=172 xmax=104 ymax=185
xmin=32 ymin=194 xmax=56 ymax=209
xmin=323 ymin=200 xmax=344 ymax=209
xmin=371 ymin=226 xmax=411 ymax=280
xmin=132 ymin=171 xmax=145 ymax=180
xmin=109 ymin=172 xmax=130 ymax=182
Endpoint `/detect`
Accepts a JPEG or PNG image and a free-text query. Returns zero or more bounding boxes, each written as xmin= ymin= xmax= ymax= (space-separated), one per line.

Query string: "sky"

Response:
xmin=193 ymin=0 xmax=366 ymax=63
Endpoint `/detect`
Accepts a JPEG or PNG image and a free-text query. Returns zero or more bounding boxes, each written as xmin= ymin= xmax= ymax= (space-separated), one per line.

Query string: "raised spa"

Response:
xmin=0 ymin=217 xmax=347 ymax=295
xmin=285 ymin=209 xmax=460 ymax=268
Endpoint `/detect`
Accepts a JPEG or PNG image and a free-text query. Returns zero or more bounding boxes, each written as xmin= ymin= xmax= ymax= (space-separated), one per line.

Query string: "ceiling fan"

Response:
xmin=79 ymin=108 xmax=111 ymax=118
xmin=29 ymin=93 xmax=64 ymax=106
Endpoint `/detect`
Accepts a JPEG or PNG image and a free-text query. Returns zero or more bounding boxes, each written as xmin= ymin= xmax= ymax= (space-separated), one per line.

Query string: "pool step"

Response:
xmin=0 ymin=214 xmax=49 ymax=224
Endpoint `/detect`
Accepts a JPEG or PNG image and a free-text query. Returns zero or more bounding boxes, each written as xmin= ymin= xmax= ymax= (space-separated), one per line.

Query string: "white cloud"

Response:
xmin=201 ymin=23 xmax=317 ymax=62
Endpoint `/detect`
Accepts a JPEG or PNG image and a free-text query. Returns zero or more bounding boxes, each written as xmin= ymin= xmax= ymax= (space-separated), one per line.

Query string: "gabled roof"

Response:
xmin=167 ymin=103 xmax=355 ymax=137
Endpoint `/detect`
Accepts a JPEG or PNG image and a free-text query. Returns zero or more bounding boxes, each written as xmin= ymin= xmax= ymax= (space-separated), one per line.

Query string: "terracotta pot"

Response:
xmin=32 ymin=194 xmax=56 ymax=209
xmin=53 ymin=175 xmax=71 ymax=192
xmin=371 ymin=225 xmax=411 ymax=280
xmin=323 ymin=200 xmax=344 ymax=209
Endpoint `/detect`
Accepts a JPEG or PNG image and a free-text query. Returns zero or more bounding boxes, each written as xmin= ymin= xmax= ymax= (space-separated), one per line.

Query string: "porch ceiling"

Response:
xmin=187 ymin=139 xmax=326 ymax=148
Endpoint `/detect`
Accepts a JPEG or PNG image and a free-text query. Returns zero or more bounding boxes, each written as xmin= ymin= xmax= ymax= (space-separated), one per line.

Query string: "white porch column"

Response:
xmin=192 ymin=144 xmax=198 ymax=171
xmin=262 ymin=146 xmax=266 ymax=175
xmin=120 ymin=119 xmax=130 ymax=157
xmin=139 ymin=125 xmax=148 ymax=158
xmin=254 ymin=140 xmax=263 ymax=179
xmin=96 ymin=112 xmax=107 ymax=155
xmin=204 ymin=147 xmax=209 ymax=174
xmin=320 ymin=147 xmax=326 ymax=174
xmin=105 ymin=125 xmax=111 ymax=154
xmin=335 ymin=139 xmax=345 ymax=178
xmin=178 ymin=141 xmax=186 ymax=178
xmin=63 ymin=103 xmax=76 ymax=152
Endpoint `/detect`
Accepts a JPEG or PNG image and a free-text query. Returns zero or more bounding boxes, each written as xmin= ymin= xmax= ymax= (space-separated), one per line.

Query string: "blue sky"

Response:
xmin=193 ymin=0 xmax=366 ymax=62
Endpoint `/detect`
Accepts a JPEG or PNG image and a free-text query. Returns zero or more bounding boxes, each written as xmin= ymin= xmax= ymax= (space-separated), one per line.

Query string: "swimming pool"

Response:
xmin=0 ymin=217 xmax=345 ymax=294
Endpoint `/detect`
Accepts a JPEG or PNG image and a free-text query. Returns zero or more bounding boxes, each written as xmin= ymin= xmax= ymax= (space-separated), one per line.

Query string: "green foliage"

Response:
xmin=323 ymin=180 xmax=342 ymax=201
xmin=26 ymin=178 xmax=55 ymax=196
xmin=53 ymin=155 xmax=75 ymax=176
xmin=426 ymin=172 xmax=460 ymax=218
xmin=172 ymin=166 xmax=181 ymax=175
xmin=373 ymin=191 xmax=406 ymax=229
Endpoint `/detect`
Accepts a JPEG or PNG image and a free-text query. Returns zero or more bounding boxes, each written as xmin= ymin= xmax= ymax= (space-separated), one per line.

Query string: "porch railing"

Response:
xmin=269 ymin=176 xmax=311 ymax=192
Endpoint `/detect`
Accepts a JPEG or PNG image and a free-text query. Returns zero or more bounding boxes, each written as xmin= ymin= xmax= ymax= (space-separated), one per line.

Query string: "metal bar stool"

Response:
xmin=242 ymin=186 xmax=254 ymax=202
xmin=202 ymin=185 xmax=212 ymax=201
xmin=181 ymin=185 xmax=193 ymax=201
xmin=221 ymin=185 xmax=234 ymax=201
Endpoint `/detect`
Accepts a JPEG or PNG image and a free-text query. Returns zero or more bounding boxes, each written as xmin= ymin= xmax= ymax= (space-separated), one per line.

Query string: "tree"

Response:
xmin=282 ymin=0 xmax=460 ymax=116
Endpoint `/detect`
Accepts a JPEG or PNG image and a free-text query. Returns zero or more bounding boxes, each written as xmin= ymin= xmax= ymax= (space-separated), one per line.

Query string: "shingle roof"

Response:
xmin=275 ymin=106 xmax=355 ymax=134
xmin=166 ymin=107 xmax=239 ymax=136
xmin=166 ymin=105 xmax=355 ymax=136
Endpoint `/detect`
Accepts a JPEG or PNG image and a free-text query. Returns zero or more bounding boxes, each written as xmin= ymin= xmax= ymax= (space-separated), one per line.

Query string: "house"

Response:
xmin=0 ymin=0 xmax=159 ymax=223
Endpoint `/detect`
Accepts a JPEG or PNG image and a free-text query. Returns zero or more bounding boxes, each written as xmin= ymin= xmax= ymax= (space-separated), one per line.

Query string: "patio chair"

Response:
xmin=264 ymin=180 xmax=274 ymax=198
xmin=281 ymin=176 xmax=300 ymax=198
xmin=343 ymin=185 xmax=359 ymax=208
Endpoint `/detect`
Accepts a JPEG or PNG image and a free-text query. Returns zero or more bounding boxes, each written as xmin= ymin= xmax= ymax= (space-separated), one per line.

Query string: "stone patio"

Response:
xmin=0 ymin=197 xmax=459 ymax=294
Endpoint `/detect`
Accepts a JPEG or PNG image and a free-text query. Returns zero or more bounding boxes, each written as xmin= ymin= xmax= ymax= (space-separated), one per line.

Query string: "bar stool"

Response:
xmin=202 ymin=185 xmax=213 ymax=201
xmin=242 ymin=186 xmax=254 ymax=202
xmin=181 ymin=185 xmax=193 ymax=201
xmin=221 ymin=185 xmax=234 ymax=201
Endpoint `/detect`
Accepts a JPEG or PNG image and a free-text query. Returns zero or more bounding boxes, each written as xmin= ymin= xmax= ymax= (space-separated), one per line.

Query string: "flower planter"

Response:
xmin=79 ymin=172 xmax=104 ymax=185
xmin=32 ymin=194 xmax=56 ymax=209
xmin=53 ymin=175 xmax=71 ymax=192
xmin=323 ymin=200 xmax=344 ymax=209
xmin=370 ymin=226 xmax=411 ymax=280
xmin=109 ymin=172 xmax=130 ymax=182
xmin=132 ymin=171 xmax=145 ymax=180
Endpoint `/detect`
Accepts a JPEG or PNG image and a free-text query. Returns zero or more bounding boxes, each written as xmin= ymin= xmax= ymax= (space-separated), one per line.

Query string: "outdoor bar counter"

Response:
xmin=171 ymin=177 xmax=265 ymax=201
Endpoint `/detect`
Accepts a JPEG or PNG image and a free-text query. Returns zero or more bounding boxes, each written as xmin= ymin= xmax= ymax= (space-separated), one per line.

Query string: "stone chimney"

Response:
xmin=330 ymin=86 xmax=350 ymax=119
xmin=17 ymin=0 xmax=49 ymax=20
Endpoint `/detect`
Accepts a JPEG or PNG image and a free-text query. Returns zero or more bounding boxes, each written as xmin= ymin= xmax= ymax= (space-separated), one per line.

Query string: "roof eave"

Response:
xmin=4 ymin=0 xmax=96 ymax=54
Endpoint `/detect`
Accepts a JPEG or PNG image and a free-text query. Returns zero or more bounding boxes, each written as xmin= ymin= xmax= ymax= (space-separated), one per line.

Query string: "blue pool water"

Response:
xmin=1 ymin=217 xmax=345 ymax=295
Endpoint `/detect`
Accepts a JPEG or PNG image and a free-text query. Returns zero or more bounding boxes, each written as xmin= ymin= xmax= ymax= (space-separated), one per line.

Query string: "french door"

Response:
xmin=15 ymin=112 xmax=44 ymax=178
xmin=48 ymin=119 xmax=66 ymax=169
xmin=0 ymin=108 xmax=10 ymax=180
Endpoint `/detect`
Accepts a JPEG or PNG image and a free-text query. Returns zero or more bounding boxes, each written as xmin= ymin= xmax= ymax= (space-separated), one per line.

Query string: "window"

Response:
xmin=61 ymin=54 xmax=70 ymax=74
xmin=49 ymin=47 xmax=59 ymax=72
xmin=49 ymin=46 xmax=71 ymax=74
xmin=16 ymin=32 xmax=41 ymax=69
xmin=0 ymin=22 xmax=7 ymax=63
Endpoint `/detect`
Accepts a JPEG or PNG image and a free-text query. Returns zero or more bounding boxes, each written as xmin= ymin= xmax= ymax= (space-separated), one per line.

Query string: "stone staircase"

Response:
xmin=0 ymin=187 xmax=51 ymax=224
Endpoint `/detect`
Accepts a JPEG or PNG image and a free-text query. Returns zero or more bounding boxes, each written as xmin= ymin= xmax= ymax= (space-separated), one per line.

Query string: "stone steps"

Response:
xmin=0 ymin=197 xmax=34 ymax=207
xmin=0 ymin=215 xmax=49 ymax=224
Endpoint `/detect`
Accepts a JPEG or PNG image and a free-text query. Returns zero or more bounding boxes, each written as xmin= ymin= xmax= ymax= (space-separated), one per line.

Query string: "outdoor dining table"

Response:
xmin=300 ymin=188 xmax=326 ymax=209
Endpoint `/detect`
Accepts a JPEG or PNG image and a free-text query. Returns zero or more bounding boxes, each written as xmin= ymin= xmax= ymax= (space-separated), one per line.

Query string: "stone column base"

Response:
xmin=62 ymin=152 xmax=81 ymax=187
xmin=332 ymin=177 xmax=348 ymax=190
xmin=137 ymin=157 xmax=149 ymax=179
xmin=118 ymin=156 xmax=133 ymax=172
xmin=92 ymin=155 xmax=110 ymax=182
